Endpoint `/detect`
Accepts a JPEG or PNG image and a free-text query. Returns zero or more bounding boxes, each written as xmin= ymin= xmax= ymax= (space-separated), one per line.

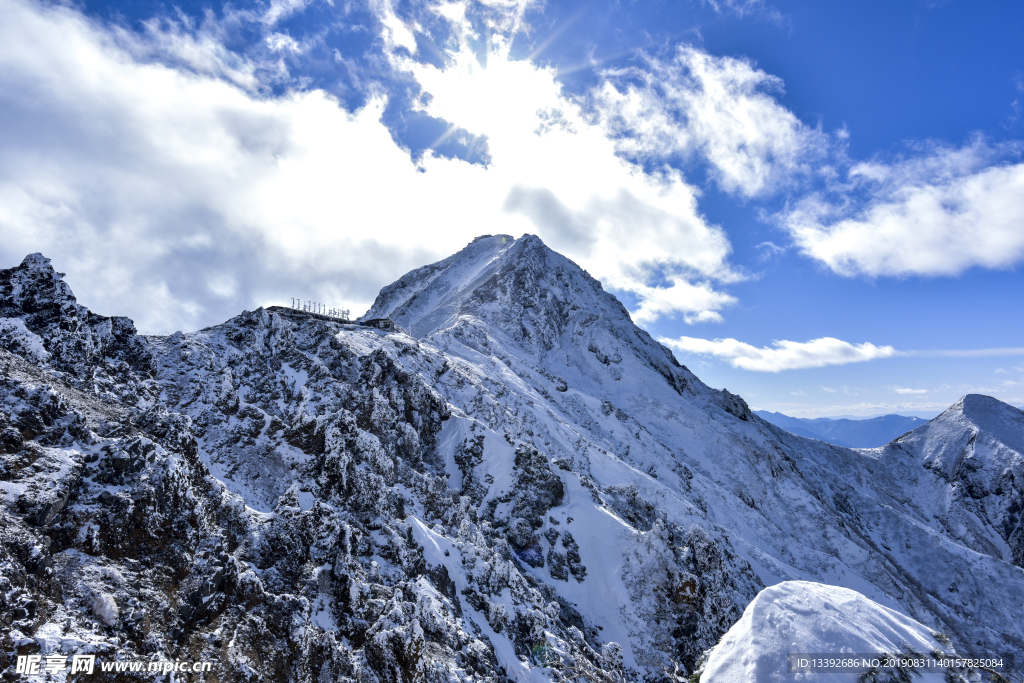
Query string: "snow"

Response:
xmin=31 ymin=621 xmax=91 ymax=655
xmin=411 ymin=517 xmax=551 ymax=683
xmin=0 ymin=479 xmax=29 ymax=504
xmin=436 ymin=418 xmax=470 ymax=490
xmin=280 ymin=361 xmax=308 ymax=393
xmin=0 ymin=317 xmax=49 ymax=363
xmin=528 ymin=476 xmax=640 ymax=668
xmin=311 ymin=594 xmax=336 ymax=630
xmin=701 ymin=581 xmax=946 ymax=683
xmin=364 ymin=234 xmax=516 ymax=337
xmin=90 ymin=591 xmax=119 ymax=626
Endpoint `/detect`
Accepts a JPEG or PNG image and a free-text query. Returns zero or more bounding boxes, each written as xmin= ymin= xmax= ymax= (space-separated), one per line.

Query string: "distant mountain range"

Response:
xmin=754 ymin=410 xmax=929 ymax=448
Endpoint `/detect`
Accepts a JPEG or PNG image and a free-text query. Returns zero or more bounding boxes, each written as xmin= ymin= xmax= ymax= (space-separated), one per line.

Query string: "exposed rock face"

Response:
xmin=0 ymin=253 xmax=155 ymax=401
xmin=1 ymin=239 xmax=1023 ymax=682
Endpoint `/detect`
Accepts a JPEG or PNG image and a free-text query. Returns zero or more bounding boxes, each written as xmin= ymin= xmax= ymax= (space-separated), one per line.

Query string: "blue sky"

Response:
xmin=1 ymin=0 xmax=1022 ymax=417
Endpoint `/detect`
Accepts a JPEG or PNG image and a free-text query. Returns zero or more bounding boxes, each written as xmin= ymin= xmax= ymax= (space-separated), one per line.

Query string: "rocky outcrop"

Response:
xmin=0 ymin=254 xmax=156 ymax=402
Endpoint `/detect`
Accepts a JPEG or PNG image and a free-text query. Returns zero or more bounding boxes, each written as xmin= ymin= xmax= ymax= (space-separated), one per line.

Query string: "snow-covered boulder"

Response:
xmin=701 ymin=581 xmax=946 ymax=683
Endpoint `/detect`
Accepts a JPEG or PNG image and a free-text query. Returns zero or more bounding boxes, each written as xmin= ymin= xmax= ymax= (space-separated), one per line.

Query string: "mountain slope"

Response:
xmin=367 ymin=235 xmax=1024 ymax=661
xmin=755 ymin=411 xmax=929 ymax=448
xmin=2 ymin=242 xmax=1023 ymax=682
xmin=1 ymin=250 xmax=758 ymax=681
xmin=886 ymin=394 xmax=1024 ymax=567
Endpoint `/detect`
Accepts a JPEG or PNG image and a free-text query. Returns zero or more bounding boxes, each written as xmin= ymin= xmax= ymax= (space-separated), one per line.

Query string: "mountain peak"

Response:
xmin=21 ymin=251 xmax=56 ymax=271
xmin=893 ymin=393 xmax=1024 ymax=531
xmin=1 ymin=252 xmax=153 ymax=383
xmin=364 ymin=233 xmax=610 ymax=343
xmin=957 ymin=392 xmax=1024 ymax=418
xmin=366 ymin=233 xmax=706 ymax=408
xmin=0 ymin=252 xmax=76 ymax=319
xmin=945 ymin=393 xmax=1024 ymax=454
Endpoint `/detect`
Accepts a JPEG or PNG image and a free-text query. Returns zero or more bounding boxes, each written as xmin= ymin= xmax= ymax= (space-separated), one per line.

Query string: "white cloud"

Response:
xmin=755 ymin=240 xmax=787 ymax=261
xmin=262 ymin=0 xmax=314 ymax=26
xmin=128 ymin=17 xmax=263 ymax=91
xmin=821 ymin=387 xmax=836 ymax=393
xmin=626 ymin=279 xmax=737 ymax=324
xmin=892 ymin=387 xmax=928 ymax=395
xmin=782 ymin=140 xmax=1024 ymax=277
xmin=703 ymin=0 xmax=779 ymax=19
xmin=0 ymin=0 xmax=741 ymax=333
xmin=593 ymin=45 xmax=828 ymax=198
xmin=374 ymin=0 xmax=419 ymax=53
xmin=266 ymin=32 xmax=303 ymax=53
xmin=1 ymin=0 xmax=438 ymax=332
xmin=660 ymin=335 xmax=896 ymax=372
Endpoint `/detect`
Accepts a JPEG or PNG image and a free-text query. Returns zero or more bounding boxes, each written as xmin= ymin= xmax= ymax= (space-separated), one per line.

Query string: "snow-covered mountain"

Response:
xmin=755 ymin=411 xmax=929 ymax=448
xmin=2 ymin=238 xmax=1022 ymax=682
